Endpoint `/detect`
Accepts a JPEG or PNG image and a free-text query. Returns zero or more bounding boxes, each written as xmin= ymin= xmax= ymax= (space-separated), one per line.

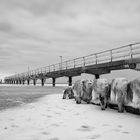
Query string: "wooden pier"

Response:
xmin=4 ymin=42 xmax=140 ymax=86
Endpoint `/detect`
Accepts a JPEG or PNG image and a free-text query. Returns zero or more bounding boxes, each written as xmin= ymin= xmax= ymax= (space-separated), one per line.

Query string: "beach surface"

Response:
xmin=0 ymin=93 xmax=140 ymax=140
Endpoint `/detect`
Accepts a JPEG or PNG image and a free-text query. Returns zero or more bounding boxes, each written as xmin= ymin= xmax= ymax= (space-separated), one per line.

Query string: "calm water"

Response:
xmin=0 ymin=85 xmax=66 ymax=111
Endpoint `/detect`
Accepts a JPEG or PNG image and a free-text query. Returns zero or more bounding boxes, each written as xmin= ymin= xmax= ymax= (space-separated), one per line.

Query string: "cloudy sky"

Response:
xmin=0 ymin=0 xmax=140 ymax=80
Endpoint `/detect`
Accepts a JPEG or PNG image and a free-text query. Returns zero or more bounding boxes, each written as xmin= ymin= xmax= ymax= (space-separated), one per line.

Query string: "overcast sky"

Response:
xmin=0 ymin=0 xmax=140 ymax=79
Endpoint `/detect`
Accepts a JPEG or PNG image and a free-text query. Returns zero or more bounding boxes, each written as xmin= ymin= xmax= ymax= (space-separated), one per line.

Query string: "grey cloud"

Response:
xmin=0 ymin=21 xmax=13 ymax=33
xmin=0 ymin=0 xmax=75 ymax=16
xmin=0 ymin=0 xmax=140 ymax=79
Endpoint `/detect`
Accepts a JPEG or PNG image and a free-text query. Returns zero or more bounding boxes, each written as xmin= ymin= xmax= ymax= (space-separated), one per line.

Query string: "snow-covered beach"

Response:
xmin=0 ymin=92 xmax=140 ymax=140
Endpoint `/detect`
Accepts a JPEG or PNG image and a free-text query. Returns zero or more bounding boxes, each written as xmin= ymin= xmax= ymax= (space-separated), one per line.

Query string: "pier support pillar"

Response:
xmin=52 ymin=78 xmax=56 ymax=87
xmin=19 ymin=80 xmax=22 ymax=84
xmin=68 ymin=76 xmax=72 ymax=86
xmin=13 ymin=81 xmax=15 ymax=84
xmin=41 ymin=78 xmax=45 ymax=86
xmin=27 ymin=79 xmax=30 ymax=85
xmin=33 ymin=79 xmax=37 ymax=86
xmin=95 ymin=74 xmax=100 ymax=79
xmin=16 ymin=80 xmax=18 ymax=84
xmin=22 ymin=80 xmax=25 ymax=85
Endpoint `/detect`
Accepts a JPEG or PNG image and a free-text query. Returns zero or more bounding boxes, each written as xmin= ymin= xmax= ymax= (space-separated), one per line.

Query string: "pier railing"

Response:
xmin=5 ymin=42 xmax=140 ymax=80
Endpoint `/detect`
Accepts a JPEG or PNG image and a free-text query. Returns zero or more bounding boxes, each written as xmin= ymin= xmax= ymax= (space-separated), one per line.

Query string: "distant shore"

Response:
xmin=0 ymin=83 xmax=68 ymax=86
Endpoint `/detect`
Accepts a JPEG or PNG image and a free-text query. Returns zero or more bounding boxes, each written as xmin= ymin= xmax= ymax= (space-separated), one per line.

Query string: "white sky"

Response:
xmin=0 ymin=0 xmax=140 ymax=80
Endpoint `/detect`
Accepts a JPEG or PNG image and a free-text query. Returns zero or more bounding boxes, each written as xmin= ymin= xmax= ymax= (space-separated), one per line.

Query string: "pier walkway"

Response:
xmin=4 ymin=42 xmax=140 ymax=86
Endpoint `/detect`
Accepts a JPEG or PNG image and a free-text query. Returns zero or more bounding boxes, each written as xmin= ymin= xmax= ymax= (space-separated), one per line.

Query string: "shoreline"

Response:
xmin=0 ymin=93 xmax=47 ymax=111
xmin=0 ymin=86 xmax=64 ymax=111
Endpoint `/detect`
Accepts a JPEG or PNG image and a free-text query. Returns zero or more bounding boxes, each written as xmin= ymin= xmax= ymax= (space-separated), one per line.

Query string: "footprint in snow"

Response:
xmin=77 ymin=125 xmax=95 ymax=132
xmin=87 ymin=134 xmax=101 ymax=139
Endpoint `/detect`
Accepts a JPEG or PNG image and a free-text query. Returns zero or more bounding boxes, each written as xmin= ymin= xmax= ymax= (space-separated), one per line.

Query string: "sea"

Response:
xmin=0 ymin=84 xmax=67 ymax=111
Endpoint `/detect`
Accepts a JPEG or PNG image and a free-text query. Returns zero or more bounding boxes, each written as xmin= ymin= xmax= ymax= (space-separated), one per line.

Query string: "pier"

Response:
xmin=4 ymin=42 xmax=140 ymax=86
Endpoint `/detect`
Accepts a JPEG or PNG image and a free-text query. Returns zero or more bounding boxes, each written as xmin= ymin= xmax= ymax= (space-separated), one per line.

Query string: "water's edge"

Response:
xmin=0 ymin=85 xmax=65 ymax=111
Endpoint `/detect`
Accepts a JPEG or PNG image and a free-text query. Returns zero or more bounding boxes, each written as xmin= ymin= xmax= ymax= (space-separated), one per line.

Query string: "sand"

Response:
xmin=0 ymin=94 xmax=140 ymax=140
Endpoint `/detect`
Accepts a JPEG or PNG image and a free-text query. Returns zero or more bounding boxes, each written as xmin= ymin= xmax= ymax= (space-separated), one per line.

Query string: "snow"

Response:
xmin=0 ymin=94 xmax=140 ymax=140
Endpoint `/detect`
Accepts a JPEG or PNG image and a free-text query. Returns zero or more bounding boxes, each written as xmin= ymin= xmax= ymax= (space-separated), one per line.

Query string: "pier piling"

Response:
xmin=52 ymin=78 xmax=55 ymax=87
xmin=68 ymin=76 xmax=72 ymax=86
